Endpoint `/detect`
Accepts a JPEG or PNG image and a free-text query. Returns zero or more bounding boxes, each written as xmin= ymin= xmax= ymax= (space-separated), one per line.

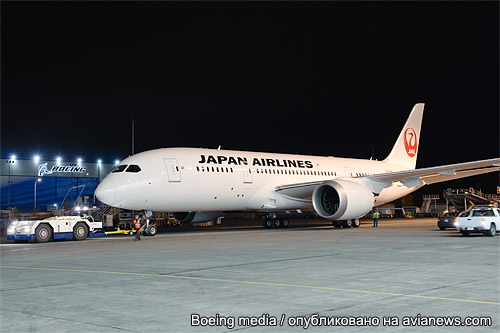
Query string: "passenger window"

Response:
xmin=112 ymin=165 xmax=128 ymax=173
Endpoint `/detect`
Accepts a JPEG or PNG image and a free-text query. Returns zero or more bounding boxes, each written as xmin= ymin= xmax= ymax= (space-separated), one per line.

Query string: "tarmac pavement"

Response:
xmin=1 ymin=218 xmax=499 ymax=332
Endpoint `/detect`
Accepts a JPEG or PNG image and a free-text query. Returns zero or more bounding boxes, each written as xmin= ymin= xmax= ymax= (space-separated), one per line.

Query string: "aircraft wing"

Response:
xmin=365 ymin=158 xmax=500 ymax=191
xmin=275 ymin=158 xmax=500 ymax=200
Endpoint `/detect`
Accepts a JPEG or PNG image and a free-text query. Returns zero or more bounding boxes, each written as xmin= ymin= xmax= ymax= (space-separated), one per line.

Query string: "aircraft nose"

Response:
xmin=95 ymin=177 xmax=116 ymax=205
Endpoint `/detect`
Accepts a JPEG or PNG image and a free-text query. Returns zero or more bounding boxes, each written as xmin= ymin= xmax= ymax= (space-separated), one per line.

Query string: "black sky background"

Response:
xmin=1 ymin=1 xmax=499 ymax=192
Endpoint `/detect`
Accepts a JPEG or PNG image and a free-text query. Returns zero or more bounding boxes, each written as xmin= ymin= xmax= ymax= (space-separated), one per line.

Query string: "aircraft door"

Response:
xmin=164 ymin=158 xmax=181 ymax=182
xmin=243 ymin=167 xmax=253 ymax=184
xmin=343 ymin=166 xmax=352 ymax=178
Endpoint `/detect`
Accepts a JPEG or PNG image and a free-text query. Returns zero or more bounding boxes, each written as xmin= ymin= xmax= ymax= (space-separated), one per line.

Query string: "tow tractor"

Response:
xmin=7 ymin=208 xmax=159 ymax=242
xmin=7 ymin=215 xmax=105 ymax=243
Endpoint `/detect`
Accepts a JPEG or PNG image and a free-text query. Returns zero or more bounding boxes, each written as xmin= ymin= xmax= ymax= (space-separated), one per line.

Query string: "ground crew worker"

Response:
xmin=442 ymin=209 xmax=449 ymax=217
xmin=134 ymin=215 xmax=142 ymax=241
xmin=372 ymin=211 xmax=380 ymax=227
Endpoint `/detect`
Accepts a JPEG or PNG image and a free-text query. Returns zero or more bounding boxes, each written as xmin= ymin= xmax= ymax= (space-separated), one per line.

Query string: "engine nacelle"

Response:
xmin=172 ymin=211 xmax=224 ymax=223
xmin=312 ymin=180 xmax=374 ymax=220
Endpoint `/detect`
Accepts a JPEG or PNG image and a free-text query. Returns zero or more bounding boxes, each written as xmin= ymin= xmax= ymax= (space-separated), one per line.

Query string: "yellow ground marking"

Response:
xmin=2 ymin=265 xmax=499 ymax=305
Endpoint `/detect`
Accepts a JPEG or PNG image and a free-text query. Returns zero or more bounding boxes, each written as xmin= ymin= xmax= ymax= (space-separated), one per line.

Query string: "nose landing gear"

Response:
xmin=141 ymin=210 xmax=158 ymax=236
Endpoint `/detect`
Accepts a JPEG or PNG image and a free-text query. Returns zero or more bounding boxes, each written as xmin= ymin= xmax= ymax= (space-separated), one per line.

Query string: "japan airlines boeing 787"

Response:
xmin=95 ymin=104 xmax=500 ymax=228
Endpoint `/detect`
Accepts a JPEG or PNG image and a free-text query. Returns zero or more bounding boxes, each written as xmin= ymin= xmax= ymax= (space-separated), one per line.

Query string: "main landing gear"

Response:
xmin=263 ymin=213 xmax=289 ymax=229
xmin=332 ymin=218 xmax=360 ymax=228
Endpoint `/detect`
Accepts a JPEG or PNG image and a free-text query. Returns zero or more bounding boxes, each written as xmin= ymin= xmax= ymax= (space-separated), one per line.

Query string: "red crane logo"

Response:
xmin=404 ymin=128 xmax=417 ymax=157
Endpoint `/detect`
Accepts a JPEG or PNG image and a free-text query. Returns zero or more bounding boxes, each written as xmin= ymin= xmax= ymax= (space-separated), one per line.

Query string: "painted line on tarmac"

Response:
xmin=2 ymin=265 xmax=499 ymax=305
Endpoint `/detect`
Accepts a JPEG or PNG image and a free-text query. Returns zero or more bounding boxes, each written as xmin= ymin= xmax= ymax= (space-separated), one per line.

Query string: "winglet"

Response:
xmin=383 ymin=103 xmax=425 ymax=170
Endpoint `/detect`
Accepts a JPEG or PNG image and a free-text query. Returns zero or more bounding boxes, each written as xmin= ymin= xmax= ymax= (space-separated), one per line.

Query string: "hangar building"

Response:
xmin=1 ymin=157 xmax=115 ymax=212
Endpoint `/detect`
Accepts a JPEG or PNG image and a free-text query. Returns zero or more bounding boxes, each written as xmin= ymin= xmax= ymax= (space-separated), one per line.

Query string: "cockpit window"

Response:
xmin=111 ymin=165 xmax=128 ymax=173
xmin=126 ymin=165 xmax=142 ymax=173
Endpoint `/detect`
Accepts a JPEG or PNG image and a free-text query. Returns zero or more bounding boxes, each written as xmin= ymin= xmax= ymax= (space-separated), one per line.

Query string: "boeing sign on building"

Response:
xmin=38 ymin=163 xmax=87 ymax=177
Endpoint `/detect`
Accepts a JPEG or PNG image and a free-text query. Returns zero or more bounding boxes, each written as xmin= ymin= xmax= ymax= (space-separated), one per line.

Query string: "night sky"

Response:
xmin=1 ymin=2 xmax=499 ymax=191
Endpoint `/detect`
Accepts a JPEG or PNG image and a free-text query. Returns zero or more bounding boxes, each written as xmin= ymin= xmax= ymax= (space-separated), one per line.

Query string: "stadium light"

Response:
xmin=34 ymin=155 xmax=40 ymax=163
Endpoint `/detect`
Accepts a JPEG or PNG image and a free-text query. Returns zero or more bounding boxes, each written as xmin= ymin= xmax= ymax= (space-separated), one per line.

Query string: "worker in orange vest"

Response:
xmin=134 ymin=215 xmax=142 ymax=241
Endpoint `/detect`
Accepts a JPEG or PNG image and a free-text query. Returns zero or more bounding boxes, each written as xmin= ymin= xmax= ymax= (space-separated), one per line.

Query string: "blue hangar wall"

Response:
xmin=1 ymin=158 xmax=115 ymax=212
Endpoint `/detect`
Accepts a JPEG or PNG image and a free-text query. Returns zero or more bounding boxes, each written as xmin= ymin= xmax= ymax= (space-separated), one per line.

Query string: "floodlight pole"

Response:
xmin=130 ymin=118 xmax=136 ymax=155
xmin=34 ymin=178 xmax=41 ymax=212
xmin=8 ymin=162 xmax=11 ymax=209
xmin=6 ymin=159 xmax=14 ymax=209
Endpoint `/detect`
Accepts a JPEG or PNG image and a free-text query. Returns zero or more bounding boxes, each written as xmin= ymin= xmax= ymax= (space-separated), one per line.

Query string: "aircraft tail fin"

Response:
xmin=383 ymin=103 xmax=425 ymax=170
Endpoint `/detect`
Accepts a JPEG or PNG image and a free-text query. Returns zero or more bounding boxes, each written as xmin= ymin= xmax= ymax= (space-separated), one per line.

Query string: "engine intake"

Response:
xmin=172 ymin=211 xmax=224 ymax=223
xmin=312 ymin=180 xmax=374 ymax=220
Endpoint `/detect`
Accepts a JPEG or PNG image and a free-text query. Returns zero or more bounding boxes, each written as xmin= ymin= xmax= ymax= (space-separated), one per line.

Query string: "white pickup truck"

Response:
xmin=7 ymin=215 xmax=105 ymax=243
xmin=455 ymin=206 xmax=499 ymax=237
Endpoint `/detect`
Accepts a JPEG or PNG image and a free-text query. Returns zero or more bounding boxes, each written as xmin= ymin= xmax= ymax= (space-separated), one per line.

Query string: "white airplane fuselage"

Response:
xmin=95 ymin=104 xmax=499 ymax=222
xmin=96 ymin=147 xmax=416 ymax=212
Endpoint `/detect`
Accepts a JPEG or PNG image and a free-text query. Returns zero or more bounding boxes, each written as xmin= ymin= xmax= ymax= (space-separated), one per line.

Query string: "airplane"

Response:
xmin=95 ymin=103 xmax=500 ymax=228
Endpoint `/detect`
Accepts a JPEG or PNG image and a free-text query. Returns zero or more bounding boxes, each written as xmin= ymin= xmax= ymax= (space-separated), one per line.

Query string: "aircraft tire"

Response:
xmin=352 ymin=218 xmax=360 ymax=228
xmin=342 ymin=220 xmax=352 ymax=228
xmin=263 ymin=219 xmax=273 ymax=229
xmin=146 ymin=224 xmax=157 ymax=236
xmin=273 ymin=219 xmax=281 ymax=228
xmin=281 ymin=219 xmax=289 ymax=228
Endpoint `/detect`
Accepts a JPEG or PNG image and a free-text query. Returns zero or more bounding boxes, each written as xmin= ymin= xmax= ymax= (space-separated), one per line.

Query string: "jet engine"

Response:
xmin=172 ymin=211 xmax=224 ymax=224
xmin=312 ymin=180 xmax=374 ymax=220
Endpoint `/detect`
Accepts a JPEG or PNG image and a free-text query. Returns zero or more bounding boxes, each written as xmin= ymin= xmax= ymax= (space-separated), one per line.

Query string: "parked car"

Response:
xmin=437 ymin=212 xmax=461 ymax=230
